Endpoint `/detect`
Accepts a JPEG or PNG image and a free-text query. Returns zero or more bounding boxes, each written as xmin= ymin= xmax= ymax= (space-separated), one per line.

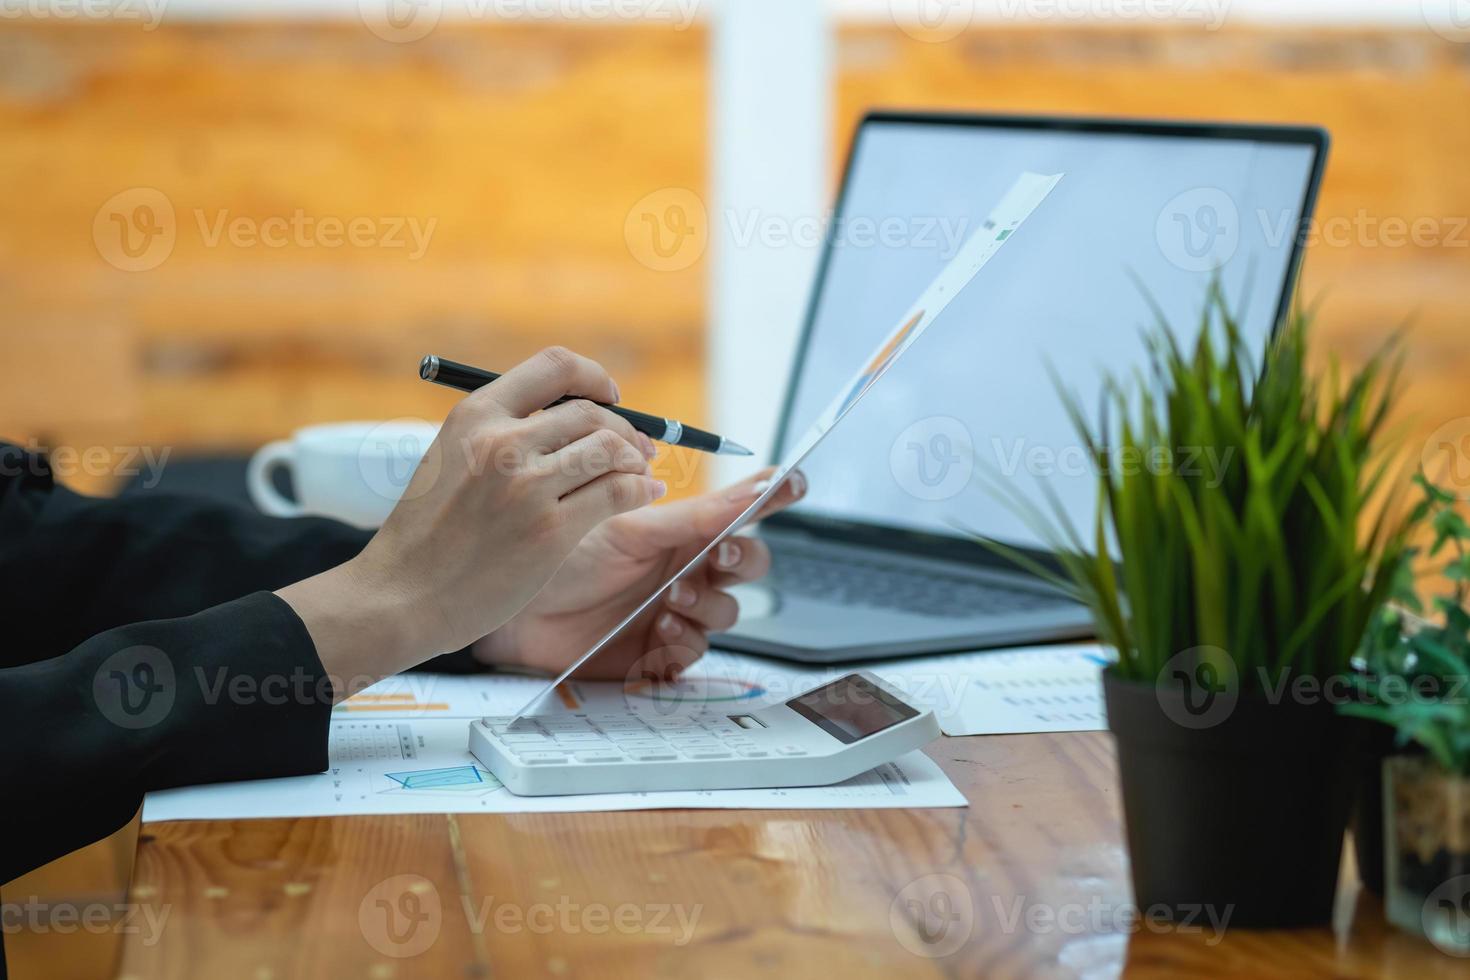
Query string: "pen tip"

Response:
xmin=721 ymin=440 xmax=755 ymax=457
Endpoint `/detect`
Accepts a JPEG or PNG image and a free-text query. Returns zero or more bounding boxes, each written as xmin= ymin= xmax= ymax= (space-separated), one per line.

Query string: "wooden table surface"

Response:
xmin=113 ymin=732 xmax=1466 ymax=979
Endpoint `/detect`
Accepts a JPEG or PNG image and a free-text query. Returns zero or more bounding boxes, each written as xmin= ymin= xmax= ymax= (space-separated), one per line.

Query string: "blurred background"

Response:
xmin=2 ymin=0 xmax=1468 ymax=975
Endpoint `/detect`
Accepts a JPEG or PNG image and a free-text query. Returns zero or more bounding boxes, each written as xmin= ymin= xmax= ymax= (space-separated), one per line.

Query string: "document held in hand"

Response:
xmin=513 ymin=171 xmax=1065 ymax=719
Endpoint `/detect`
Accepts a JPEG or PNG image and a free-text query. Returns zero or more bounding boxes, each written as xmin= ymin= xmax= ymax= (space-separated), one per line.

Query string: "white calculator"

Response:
xmin=469 ymin=671 xmax=941 ymax=796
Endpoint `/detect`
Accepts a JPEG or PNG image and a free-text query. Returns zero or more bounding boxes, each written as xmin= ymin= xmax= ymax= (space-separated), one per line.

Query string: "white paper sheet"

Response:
xmin=554 ymin=646 xmax=1112 ymax=738
xmin=512 ymin=171 xmax=1065 ymax=719
xmin=140 ymin=715 xmax=963 ymax=822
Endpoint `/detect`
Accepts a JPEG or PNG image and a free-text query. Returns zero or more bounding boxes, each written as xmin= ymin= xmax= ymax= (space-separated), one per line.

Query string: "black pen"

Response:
xmin=419 ymin=355 xmax=754 ymax=457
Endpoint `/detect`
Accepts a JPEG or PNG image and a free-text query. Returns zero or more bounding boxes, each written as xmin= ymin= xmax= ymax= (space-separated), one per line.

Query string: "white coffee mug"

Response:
xmin=247 ymin=419 xmax=441 ymax=529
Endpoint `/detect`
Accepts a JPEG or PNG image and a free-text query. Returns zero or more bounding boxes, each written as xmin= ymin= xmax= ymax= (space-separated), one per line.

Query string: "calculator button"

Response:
xmin=499 ymin=733 xmax=553 ymax=745
xmin=685 ymin=749 xmax=734 ymax=760
xmin=554 ymin=733 xmax=607 ymax=743
xmin=574 ymin=751 xmax=626 ymax=764
xmin=519 ymin=752 xmax=571 ymax=765
xmin=605 ymin=730 xmax=655 ymax=741
xmin=777 ymin=746 xmax=809 ymax=756
xmin=735 ymin=749 xmax=770 ymax=758
xmin=626 ymin=749 xmax=680 ymax=761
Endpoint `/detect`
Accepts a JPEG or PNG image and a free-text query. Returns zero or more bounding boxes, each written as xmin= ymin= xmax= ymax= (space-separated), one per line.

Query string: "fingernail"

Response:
xmin=717 ymin=540 xmax=741 ymax=570
xmin=752 ymin=479 xmax=771 ymax=496
xmin=638 ymin=433 xmax=657 ymax=460
xmin=611 ymin=380 xmax=622 ymax=403
xmin=658 ymin=612 xmax=684 ymax=638
xmin=651 ymin=479 xmax=668 ymax=500
xmin=669 ymin=581 xmax=697 ymax=608
xmin=728 ymin=482 xmax=762 ymax=504
xmin=789 ymin=470 xmax=807 ymax=498
xmin=665 ymin=664 xmax=683 ymax=682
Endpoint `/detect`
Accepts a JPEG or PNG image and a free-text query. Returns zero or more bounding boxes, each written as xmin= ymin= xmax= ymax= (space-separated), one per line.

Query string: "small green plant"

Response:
xmin=982 ymin=287 xmax=1414 ymax=688
xmin=1341 ymin=475 xmax=1470 ymax=776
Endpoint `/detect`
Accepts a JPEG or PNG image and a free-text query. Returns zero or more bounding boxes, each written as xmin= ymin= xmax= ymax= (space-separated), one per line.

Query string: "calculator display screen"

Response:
xmin=786 ymin=675 xmax=919 ymax=744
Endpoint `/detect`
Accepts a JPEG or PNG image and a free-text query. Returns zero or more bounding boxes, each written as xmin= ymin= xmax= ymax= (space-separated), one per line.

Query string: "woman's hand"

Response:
xmin=474 ymin=467 xmax=807 ymax=683
xmin=277 ymin=346 xmax=665 ymax=694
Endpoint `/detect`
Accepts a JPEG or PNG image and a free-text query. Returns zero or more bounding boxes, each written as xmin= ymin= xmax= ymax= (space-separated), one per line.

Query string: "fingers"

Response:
xmin=561 ymin=471 xmax=668 ymax=532
xmin=624 ymin=466 xmax=810 ymax=552
xmin=666 ymin=579 xmax=741 ymax=634
xmin=526 ymin=398 xmax=656 ymax=457
xmin=640 ymin=616 xmax=708 ymax=680
xmin=470 ymin=346 xmax=620 ymax=419
xmin=705 ymin=536 xmax=771 ymax=587
xmin=547 ymin=428 xmax=653 ymax=498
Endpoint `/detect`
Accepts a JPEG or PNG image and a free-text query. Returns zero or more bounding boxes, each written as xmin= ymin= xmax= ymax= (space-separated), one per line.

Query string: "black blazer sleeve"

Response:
xmin=0 ymin=591 xmax=336 ymax=884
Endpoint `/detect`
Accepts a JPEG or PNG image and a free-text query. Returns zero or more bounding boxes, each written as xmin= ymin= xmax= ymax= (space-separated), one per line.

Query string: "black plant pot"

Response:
xmin=1350 ymin=719 xmax=1402 ymax=897
xmin=1104 ymin=668 xmax=1359 ymax=928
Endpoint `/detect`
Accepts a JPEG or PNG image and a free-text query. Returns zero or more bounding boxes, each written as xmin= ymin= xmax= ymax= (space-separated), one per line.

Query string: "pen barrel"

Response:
xmin=670 ymin=425 xmax=722 ymax=454
xmin=605 ymin=405 xmax=673 ymax=444
xmin=423 ymin=356 xmax=500 ymax=391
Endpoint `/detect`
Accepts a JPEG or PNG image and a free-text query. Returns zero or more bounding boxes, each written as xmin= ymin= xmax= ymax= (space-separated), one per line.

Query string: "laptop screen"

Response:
xmin=773 ymin=116 xmax=1321 ymax=554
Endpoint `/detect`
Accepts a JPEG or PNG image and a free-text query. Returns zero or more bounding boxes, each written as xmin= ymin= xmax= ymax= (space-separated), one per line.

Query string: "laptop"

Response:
xmin=714 ymin=112 xmax=1328 ymax=663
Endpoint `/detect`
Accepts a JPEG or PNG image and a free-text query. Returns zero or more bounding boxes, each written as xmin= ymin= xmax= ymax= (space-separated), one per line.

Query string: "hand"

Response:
xmin=278 ymin=346 xmax=666 ymax=693
xmin=475 ymin=467 xmax=807 ymax=682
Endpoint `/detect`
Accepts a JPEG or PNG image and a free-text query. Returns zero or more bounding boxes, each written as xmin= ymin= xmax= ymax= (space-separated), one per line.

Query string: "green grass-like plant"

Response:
xmin=982 ymin=287 xmax=1414 ymax=689
xmin=1341 ymin=476 xmax=1470 ymax=776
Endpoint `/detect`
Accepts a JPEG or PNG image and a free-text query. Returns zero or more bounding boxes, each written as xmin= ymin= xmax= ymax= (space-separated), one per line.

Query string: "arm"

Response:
xmin=0 ymin=442 xmax=372 ymax=667
xmin=0 ymin=592 xmax=344 ymax=883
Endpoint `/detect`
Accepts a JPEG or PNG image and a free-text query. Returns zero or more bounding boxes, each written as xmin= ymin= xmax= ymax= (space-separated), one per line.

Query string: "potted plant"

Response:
xmin=1341 ymin=475 xmax=1470 ymax=955
xmin=982 ymin=288 xmax=1414 ymax=927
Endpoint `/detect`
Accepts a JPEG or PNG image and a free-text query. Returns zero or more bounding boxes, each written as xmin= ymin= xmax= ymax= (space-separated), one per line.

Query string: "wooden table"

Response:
xmin=114 ymin=732 xmax=1464 ymax=979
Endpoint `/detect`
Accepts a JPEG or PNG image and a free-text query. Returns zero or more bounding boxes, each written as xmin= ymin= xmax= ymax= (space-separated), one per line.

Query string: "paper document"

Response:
xmin=513 ymin=171 xmax=1065 ymax=719
xmin=560 ymin=646 xmax=1111 ymax=738
xmin=140 ymin=716 xmax=963 ymax=822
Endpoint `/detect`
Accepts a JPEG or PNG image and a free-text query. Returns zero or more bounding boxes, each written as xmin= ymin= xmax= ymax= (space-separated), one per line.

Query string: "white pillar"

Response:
xmin=709 ymin=0 xmax=831 ymax=483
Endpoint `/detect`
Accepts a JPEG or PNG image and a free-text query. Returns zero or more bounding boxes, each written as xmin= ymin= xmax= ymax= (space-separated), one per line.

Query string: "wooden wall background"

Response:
xmin=2 ymin=17 xmax=1468 ymax=980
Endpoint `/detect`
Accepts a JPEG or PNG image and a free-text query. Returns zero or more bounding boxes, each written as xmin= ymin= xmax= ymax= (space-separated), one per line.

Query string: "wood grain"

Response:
xmin=113 ymin=732 xmax=1467 ymax=979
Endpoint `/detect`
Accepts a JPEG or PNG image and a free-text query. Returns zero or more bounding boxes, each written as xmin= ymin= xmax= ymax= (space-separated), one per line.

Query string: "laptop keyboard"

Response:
xmin=768 ymin=544 xmax=1071 ymax=620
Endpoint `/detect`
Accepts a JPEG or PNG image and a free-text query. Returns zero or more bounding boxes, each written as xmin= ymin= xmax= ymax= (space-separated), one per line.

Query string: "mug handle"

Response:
xmin=246 ymin=440 xmax=304 ymax=517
